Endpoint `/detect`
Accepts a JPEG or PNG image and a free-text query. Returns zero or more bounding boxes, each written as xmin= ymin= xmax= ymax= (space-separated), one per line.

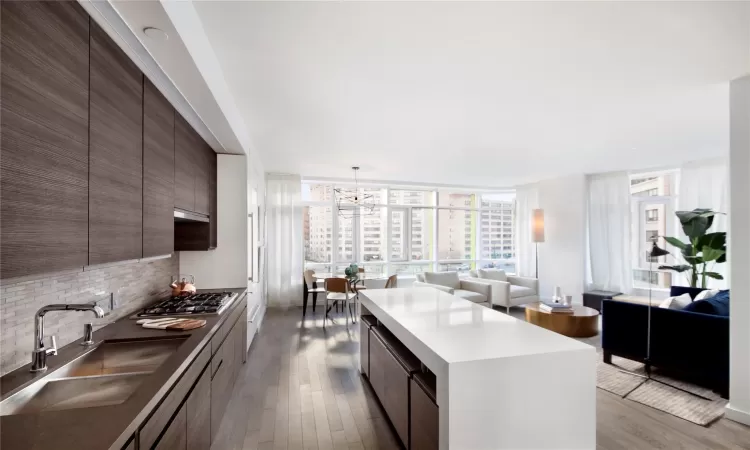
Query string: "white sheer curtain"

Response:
xmin=514 ymin=184 xmax=539 ymax=278
xmin=586 ymin=172 xmax=633 ymax=293
xmin=677 ymin=158 xmax=729 ymax=289
xmin=266 ymin=173 xmax=303 ymax=307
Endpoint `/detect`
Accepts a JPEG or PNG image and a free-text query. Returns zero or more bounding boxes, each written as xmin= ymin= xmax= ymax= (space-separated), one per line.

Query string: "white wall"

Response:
xmin=727 ymin=75 xmax=750 ymax=425
xmin=180 ymin=155 xmax=248 ymax=289
xmin=537 ymin=174 xmax=588 ymax=303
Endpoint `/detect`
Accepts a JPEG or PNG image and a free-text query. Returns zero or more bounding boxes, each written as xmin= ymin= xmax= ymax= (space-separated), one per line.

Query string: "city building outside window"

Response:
xmin=301 ymin=183 xmax=515 ymax=277
xmin=630 ymin=172 xmax=678 ymax=289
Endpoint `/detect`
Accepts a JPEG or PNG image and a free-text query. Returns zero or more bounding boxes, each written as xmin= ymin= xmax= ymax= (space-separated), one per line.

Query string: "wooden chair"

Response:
xmin=324 ymin=278 xmax=356 ymax=327
xmin=303 ymin=270 xmax=326 ymax=317
xmin=384 ymin=274 xmax=398 ymax=288
xmin=355 ymin=267 xmax=367 ymax=292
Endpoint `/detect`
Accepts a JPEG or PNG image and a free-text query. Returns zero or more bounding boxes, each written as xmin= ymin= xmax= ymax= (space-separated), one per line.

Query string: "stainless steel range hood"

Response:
xmin=174 ymin=209 xmax=209 ymax=223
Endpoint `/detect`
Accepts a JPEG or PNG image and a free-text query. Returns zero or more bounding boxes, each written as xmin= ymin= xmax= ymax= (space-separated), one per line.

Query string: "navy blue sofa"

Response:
xmin=601 ymin=288 xmax=729 ymax=397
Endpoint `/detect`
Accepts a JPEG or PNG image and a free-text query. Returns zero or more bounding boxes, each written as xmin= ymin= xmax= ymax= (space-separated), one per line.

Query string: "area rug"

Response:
xmin=596 ymin=354 xmax=727 ymax=426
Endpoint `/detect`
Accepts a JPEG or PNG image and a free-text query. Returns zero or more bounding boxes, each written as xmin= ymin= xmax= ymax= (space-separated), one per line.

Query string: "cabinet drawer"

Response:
xmin=410 ymin=375 xmax=438 ymax=450
xmin=381 ymin=342 xmax=410 ymax=448
xmin=153 ymin=402 xmax=187 ymax=450
xmin=140 ymin=343 xmax=210 ymax=449
xmin=360 ymin=320 xmax=370 ymax=376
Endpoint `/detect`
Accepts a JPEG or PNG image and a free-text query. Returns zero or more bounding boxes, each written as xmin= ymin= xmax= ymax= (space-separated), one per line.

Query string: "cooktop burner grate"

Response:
xmin=134 ymin=292 xmax=237 ymax=318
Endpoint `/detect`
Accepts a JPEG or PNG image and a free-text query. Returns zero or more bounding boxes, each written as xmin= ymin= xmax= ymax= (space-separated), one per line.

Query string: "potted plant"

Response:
xmin=658 ymin=208 xmax=726 ymax=297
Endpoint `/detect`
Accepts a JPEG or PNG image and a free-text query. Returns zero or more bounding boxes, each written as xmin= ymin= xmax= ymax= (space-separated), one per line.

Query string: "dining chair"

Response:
xmin=384 ymin=274 xmax=398 ymax=288
xmin=324 ymin=277 xmax=356 ymax=327
xmin=303 ymin=270 xmax=326 ymax=317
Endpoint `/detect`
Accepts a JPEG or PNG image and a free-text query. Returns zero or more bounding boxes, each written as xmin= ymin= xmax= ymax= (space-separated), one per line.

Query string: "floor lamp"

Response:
xmin=617 ymin=240 xmax=710 ymax=400
xmin=531 ymin=209 xmax=545 ymax=279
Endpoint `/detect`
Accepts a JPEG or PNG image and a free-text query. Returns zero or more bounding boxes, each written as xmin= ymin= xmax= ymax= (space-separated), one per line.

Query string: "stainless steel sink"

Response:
xmin=0 ymin=337 xmax=188 ymax=416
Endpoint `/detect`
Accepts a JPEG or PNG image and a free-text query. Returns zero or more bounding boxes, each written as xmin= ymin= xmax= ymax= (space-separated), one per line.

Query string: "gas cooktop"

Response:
xmin=133 ymin=292 xmax=238 ymax=318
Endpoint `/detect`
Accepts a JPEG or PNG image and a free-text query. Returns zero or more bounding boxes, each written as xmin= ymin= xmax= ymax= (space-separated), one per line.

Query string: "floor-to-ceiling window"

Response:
xmin=302 ymin=182 xmax=516 ymax=278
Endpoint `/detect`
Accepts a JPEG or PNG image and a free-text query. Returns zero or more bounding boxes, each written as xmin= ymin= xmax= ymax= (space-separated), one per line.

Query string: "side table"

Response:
xmin=583 ymin=290 xmax=621 ymax=312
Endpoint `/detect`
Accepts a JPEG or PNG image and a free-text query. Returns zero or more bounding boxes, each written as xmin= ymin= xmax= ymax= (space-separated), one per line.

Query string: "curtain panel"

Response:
xmin=586 ymin=172 xmax=633 ymax=294
xmin=266 ymin=173 xmax=303 ymax=307
xmin=676 ymin=158 xmax=729 ymax=289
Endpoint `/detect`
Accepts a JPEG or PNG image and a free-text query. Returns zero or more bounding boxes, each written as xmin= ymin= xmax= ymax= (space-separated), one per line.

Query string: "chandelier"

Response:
xmin=334 ymin=167 xmax=375 ymax=218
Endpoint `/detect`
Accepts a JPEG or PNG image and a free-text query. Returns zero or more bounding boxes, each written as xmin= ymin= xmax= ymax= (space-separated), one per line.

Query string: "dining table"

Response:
xmin=313 ymin=273 xmax=388 ymax=321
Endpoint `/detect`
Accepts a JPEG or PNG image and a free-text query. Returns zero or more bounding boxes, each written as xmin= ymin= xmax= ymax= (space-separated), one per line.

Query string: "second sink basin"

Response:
xmin=0 ymin=336 xmax=188 ymax=416
xmin=58 ymin=337 xmax=188 ymax=377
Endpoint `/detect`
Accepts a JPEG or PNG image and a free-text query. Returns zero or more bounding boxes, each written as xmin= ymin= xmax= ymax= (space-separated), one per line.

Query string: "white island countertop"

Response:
xmin=359 ymin=287 xmax=596 ymax=450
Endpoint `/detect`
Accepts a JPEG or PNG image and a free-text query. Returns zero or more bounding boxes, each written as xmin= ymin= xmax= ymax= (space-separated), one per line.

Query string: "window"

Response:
xmin=360 ymin=208 xmax=386 ymax=262
xmin=437 ymin=209 xmax=475 ymax=260
xmin=302 ymin=182 xmax=515 ymax=278
xmin=304 ymin=206 xmax=332 ymax=264
xmin=630 ymin=172 xmax=677 ymax=289
xmin=412 ymin=209 xmax=433 ymax=260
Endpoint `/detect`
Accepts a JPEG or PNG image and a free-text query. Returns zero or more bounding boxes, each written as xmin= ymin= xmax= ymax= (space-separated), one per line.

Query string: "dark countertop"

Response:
xmin=0 ymin=287 xmax=248 ymax=450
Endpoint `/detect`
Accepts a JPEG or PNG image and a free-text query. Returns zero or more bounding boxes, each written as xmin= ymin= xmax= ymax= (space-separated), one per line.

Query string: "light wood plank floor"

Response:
xmin=212 ymin=307 xmax=750 ymax=450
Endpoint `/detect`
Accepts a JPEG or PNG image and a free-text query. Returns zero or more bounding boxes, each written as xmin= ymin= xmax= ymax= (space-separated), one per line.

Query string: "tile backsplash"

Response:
xmin=0 ymin=255 xmax=178 ymax=376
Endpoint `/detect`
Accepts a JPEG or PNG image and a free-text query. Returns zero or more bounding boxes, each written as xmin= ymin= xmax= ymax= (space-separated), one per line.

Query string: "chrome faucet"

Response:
xmin=31 ymin=303 xmax=105 ymax=372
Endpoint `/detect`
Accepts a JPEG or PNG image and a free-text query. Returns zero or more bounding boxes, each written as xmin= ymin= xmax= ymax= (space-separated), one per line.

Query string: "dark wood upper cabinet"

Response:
xmin=89 ymin=21 xmax=143 ymax=265
xmin=208 ymin=148 xmax=218 ymax=249
xmin=0 ymin=1 xmax=90 ymax=280
xmin=143 ymin=78 xmax=175 ymax=257
xmin=194 ymin=142 xmax=210 ymax=215
xmin=175 ymin=114 xmax=196 ymax=212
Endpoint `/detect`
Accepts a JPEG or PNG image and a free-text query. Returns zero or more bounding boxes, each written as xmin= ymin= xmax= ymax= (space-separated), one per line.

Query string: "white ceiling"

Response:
xmin=191 ymin=1 xmax=749 ymax=187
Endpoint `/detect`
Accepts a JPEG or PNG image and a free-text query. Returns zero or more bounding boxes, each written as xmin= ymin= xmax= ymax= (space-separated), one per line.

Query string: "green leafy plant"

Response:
xmin=658 ymin=208 xmax=726 ymax=288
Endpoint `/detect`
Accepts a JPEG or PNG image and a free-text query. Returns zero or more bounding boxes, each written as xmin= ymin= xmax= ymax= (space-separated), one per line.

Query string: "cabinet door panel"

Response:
xmin=382 ymin=347 xmax=410 ymax=448
xmin=174 ymin=114 xmax=195 ymax=211
xmin=208 ymin=151 xmax=217 ymax=248
xmin=154 ymin=403 xmax=187 ymax=450
xmin=194 ymin=143 xmax=210 ymax=215
xmin=187 ymin=365 xmax=211 ymax=450
xmin=0 ymin=1 xmax=89 ymax=279
xmin=143 ymin=78 xmax=174 ymax=257
xmin=89 ymin=21 xmax=143 ymax=264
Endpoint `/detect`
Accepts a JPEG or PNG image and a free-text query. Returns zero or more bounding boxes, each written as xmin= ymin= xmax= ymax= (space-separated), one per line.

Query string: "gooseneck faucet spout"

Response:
xmin=31 ymin=303 xmax=105 ymax=372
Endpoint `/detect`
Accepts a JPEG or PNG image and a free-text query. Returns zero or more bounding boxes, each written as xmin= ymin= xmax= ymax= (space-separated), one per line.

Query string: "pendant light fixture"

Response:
xmin=334 ymin=167 xmax=375 ymax=218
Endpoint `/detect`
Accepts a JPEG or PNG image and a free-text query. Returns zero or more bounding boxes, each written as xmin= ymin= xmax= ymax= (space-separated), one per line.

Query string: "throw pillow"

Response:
xmin=477 ymin=268 xmax=508 ymax=282
xmin=669 ymin=293 xmax=693 ymax=310
xmin=694 ymin=289 xmax=719 ymax=301
xmin=658 ymin=298 xmax=673 ymax=309
xmin=683 ymin=290 xmax=730 ymax=316
xmin=424 ymin=271 xmax=461 ymax=289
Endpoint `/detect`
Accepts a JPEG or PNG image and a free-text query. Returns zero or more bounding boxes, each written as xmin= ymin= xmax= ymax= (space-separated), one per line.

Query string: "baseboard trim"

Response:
xmin=725 ymin=403 xmax=750 ymax=425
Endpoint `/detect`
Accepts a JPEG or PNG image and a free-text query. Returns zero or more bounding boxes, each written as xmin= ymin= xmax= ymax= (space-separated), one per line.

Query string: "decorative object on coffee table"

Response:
xmin=525 ymin=302 xmax=599 ymax=337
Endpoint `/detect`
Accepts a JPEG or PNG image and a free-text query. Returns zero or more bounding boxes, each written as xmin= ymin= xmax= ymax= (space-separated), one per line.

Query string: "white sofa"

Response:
xmin=414 ymin=271 xmax=492 ymax=307
xmin=467 ymin=269 xmax=539 ymax=313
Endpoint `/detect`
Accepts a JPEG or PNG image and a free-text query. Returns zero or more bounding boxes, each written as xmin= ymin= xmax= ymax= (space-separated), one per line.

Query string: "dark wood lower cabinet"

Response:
xmin=410 ymin=376 xmax=439 ymax=450
xmin=186 ymin=364 xmax=211 ymax=450
xmin=154 ymin=403 xmax=187 ymax=450
xmin=360 ymin=320 xmax=370 ymax=376
xmin=366 ymin=325 xmax=438 ymax=450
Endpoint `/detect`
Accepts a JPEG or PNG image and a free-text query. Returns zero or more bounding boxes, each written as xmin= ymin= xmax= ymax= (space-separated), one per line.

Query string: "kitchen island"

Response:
xmin=359 ymin=287 xmax=596 ymax=449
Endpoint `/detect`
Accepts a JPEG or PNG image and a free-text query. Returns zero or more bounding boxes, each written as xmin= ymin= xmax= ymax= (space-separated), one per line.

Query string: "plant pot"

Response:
xmin=669 ymin=286 xmax=706 ymax=299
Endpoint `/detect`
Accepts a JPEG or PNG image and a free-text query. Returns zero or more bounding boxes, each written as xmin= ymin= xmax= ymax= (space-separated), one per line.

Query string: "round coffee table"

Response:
xmin=524 ymin=302 xmax=599 ymax=337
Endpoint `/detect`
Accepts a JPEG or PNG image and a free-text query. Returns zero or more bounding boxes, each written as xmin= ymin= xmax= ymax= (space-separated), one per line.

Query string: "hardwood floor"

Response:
xmin=213 ymin=307 xmax=750 ymax=450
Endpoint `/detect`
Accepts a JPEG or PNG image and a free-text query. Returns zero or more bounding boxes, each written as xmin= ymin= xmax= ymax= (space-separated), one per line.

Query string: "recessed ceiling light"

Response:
xmin=143 ymin=27 xmax=168 ymax=41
